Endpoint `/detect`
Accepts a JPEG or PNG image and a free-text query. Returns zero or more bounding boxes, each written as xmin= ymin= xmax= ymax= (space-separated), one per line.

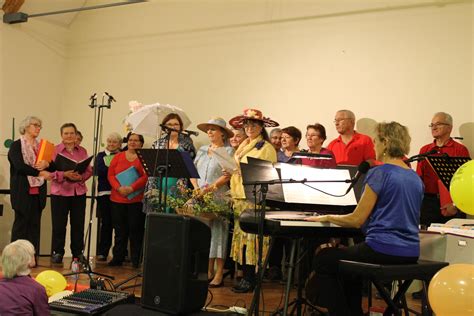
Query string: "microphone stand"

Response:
xmin=113 ymin=125 xmax=189 ymax=290
xmin=65 ymin=93 xmax=115 ymax=282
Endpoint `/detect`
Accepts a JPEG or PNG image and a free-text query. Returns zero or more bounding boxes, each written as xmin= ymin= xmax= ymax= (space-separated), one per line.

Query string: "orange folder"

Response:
xmin=36 ymin=139 xmax=55 ymax=163
xmin=437 ymin=179 xmax=453 ymax=208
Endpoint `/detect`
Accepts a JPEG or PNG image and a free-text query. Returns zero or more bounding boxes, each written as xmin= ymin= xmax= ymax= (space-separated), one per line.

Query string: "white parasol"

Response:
xmin=125 ymin=103 xmax=191 ymax=137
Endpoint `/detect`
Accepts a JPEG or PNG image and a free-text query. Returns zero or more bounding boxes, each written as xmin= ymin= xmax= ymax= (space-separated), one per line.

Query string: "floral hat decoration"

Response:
xmin=229 ymin=108 xmax=279 ymax=129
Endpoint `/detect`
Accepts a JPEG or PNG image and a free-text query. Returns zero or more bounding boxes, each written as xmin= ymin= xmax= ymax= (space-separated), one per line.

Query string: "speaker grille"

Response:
xmin=141 ymin=213 xmax=210 ymax=314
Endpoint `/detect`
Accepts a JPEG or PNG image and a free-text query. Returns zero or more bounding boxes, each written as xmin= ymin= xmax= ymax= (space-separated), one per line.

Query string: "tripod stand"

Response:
xmin=65 ymin=93 xmax=115 ymax=281
xmin=271 ymin=238 xmax=325 ymax=316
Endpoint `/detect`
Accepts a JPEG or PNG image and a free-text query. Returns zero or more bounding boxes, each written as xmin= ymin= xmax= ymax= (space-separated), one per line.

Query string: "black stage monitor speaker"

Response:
xmin=141 ymin=213 xmax=211 ymax=314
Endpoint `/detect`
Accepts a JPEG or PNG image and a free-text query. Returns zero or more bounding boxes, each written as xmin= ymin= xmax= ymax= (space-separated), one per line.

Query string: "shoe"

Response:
xmin=108 ymin=259 xmax=123 ymax=266
xmin=96 ymin=255 xmax=107 ymax=262
xmin=51 ymin=253 xmax=63 ymax=264
xmin=412 ymin=289 xmax=423 ymax=300
xmin=231 ymin=279 xmax=255 ymax=293
xmin=209 ymin=280 xmax=224 ymax=288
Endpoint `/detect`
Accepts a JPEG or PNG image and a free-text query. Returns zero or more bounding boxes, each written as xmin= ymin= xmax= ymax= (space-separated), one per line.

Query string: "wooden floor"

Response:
xmin=25 ymin=256 xmax=422 ymax=315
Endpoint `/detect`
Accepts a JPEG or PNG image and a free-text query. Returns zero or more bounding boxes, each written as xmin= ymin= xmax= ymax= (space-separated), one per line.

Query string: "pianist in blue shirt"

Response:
xmin=305 ymin=121 xmax=424 ymax=316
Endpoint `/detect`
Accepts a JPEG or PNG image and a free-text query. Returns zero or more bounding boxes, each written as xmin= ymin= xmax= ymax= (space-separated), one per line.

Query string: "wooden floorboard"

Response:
xmin=22 ymin=256 xmax=423 ymax=314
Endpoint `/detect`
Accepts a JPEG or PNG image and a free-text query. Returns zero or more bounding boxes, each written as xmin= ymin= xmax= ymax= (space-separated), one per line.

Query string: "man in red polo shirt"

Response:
xmin=416 ymin=112 xmax=470 ymax=226
xmin=327 ymin=110 xmax=375 ymax=166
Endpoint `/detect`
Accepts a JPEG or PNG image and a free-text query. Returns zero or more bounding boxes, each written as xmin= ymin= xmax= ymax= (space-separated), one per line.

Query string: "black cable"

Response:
xmin=205 ymin=289 xmax=213 ymax=309
xmin=272 ymin=278 xmax=286 ymax=314
xmin=302 ymin=183 xmax=348 ymax=197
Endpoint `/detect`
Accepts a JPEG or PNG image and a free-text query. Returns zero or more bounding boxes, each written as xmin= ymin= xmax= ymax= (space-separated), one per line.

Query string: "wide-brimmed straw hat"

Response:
xmin=229 ymin=108 xmax=279 ymax=129
xmin=197 ymin=117 xmax=234 ymax=138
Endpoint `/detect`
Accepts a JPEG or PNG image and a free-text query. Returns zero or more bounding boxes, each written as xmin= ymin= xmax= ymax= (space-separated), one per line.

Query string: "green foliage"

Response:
xmin=145 ymin=184 xmax=231 ymax=218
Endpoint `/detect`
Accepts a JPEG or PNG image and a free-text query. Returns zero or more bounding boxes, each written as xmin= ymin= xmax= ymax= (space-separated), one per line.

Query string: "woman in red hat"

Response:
xmin=228 ymin=108 xmax=278 ymax=293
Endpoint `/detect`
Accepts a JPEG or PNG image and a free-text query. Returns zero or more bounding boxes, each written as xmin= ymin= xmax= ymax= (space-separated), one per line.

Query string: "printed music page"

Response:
xmin=280 ymin=164 xmax=357 ymax=206
xmin=212 ymin=147 xmax=238 ymax=174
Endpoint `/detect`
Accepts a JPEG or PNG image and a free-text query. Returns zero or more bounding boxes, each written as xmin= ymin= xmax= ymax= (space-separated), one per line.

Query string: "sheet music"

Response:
xmin=212 ymin=147 xmax=238 ymax=174
xmin=279 ymin=164 xmax=357 ymax=206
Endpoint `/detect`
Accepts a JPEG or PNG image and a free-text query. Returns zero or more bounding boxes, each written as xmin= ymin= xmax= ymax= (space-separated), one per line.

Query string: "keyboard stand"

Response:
xmin=272 ymin=238 xmax=326 ymax=316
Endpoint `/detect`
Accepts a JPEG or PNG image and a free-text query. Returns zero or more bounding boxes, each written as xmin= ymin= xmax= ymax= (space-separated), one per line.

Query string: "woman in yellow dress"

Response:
xmin=228 ymin=108 xmax=278 ymax=293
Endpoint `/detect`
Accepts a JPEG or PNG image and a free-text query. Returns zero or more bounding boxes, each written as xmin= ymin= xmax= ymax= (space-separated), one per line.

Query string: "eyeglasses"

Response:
xmin=429 ymin=123 xmax=450 ymax=128
xmin=306 ymin=133 xmax=320 ymax=138
xmin=165 ymin=123 xmax=181 ymax=127
xmin=30 ymin=123 xmax=42 ymax=129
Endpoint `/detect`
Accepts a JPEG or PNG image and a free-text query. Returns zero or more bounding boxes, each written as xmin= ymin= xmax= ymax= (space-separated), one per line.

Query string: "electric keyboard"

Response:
xmin=49 ymin=289 xmax=134 ymax=315
xmin=239 ymin=210 xmax=362 ymax=238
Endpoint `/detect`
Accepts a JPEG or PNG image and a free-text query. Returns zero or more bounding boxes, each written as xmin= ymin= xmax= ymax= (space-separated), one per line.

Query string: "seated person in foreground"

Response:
xmin=305 ymin=121 xmax=424 ymax=316
xmin=0 ymin=239 xmax=49 ymax=315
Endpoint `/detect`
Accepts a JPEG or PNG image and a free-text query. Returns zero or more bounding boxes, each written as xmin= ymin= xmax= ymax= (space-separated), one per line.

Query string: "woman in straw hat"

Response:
xmin=228 ymin=108 xmax=278 ymax=293
xmin=194 ymin=117 xmax=235 ymax=288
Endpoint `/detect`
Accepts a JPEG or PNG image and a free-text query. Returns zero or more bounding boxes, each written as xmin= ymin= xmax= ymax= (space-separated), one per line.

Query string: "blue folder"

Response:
xmin=115 ymin=166 xmax=142 ymax=200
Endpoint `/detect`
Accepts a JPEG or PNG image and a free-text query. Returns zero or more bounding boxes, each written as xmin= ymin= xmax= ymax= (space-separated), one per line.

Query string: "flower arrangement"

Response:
xmin=145 ymin=184 xmax=232 ymax=219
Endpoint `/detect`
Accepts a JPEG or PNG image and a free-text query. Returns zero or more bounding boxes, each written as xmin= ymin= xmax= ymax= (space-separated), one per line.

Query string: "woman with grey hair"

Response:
xmin=95 ymin=132 xmax=123 ymax=261
xmin=0 ymin=240 xmax=49 ymax=315
xmin=194 ymin=118 xmax=235 ymax=287
xmin=7 ymin=116 xmax=52 ymax=256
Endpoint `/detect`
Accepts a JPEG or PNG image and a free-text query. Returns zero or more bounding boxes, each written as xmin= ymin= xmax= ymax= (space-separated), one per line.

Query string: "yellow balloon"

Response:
xmin=35 ymin=270 xmax=67 ymax=297
xmin=428 ymin=264 xmax=474 ymax=316
xmin=450 ymin=160 xmax=474 ymax=215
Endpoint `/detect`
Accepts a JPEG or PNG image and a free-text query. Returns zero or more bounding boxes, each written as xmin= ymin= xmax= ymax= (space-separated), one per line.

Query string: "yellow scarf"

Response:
xmin=230 ymin=135 xmax=276 ymax=199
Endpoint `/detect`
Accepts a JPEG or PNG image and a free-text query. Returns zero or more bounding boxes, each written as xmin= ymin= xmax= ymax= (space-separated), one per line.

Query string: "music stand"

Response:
xmin=137 ymin=148 xmax=199 ymax=212
xmin=113 ymin=149 xmax=199 ymax=291
xmin=426 ymin=156 xmax=471 ymax=189
xmin=239 ymin=159 xmax=280 ymax=316
xmin=241 ymin=159 xmax=360 ymax=316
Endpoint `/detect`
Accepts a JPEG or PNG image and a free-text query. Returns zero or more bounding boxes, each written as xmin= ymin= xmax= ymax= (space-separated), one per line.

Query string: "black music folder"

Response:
xmin=54 ymin=154 xmax=93 ymax=173
xmin=136 ymin=149 xmax=199 ymax=179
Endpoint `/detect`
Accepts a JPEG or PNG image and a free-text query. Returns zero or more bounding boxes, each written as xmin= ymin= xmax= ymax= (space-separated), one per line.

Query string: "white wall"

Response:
xmin=64 ymin=0 xmax=473 ymax=154
xmin=1 ymin=0 xmax=472 ymax=253
xmin=0 ymin=19 xmax=68 ymax=252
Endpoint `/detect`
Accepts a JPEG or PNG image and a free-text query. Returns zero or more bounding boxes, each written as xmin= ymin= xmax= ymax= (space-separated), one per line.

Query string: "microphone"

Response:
xmin=160 ymin=124 xmax=199 ymax=136
xmin=345 ymin=161 xmax=371 ymax=194
xmin=183 ymin=129 xmax=199 ymax=136
xmin=406 ymin=149 xmax=438 ymax=163
xmin=453 ymin=137 xmax=464 ymax=140
xmin=104 ymin=92 xmax=116 ymax=102
xmin=88 ymin=93 xmax=97 ymax=108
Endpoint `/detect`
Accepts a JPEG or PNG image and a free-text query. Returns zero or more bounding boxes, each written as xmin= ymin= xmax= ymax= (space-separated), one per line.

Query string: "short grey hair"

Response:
xmin=337 ymin=110 xmax=356 ymax=121
xmin=19 ymin=116 xmax=42 ymax=135
xmin=107 ymin=132 xmax=122 ymax=143
xmin=434 ymin=112 xmax=453 ymax=126
xmin=1 ymin=240 xmax=35 ymax=279
xmin=270 ymin=128 xmax=282 ymax=136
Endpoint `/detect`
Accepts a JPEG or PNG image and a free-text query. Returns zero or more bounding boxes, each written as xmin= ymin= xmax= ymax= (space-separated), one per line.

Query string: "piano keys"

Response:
xmin=239 ymin=210 xmax=362 ymax=238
